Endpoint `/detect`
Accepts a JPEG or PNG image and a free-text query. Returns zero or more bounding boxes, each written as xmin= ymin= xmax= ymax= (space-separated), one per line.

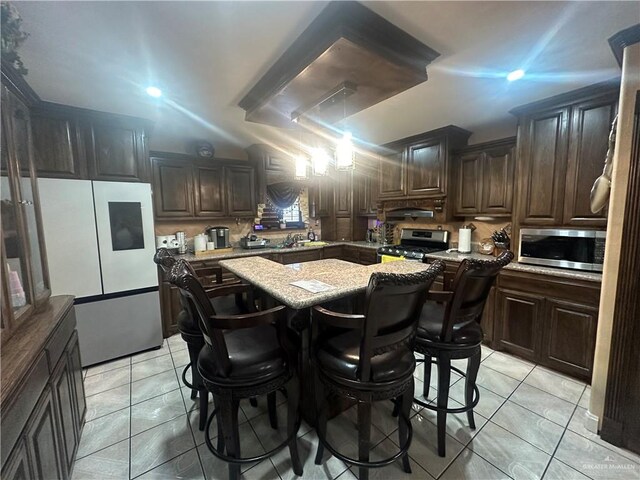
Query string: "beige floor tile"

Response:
xmin=131 ymin=389 xmax=188 ymax=436
xmin=482 ymin=351 xmax=535 ymax=381
xmin=468 ymin=422 xmax=550 ymax=480
xmin=71 ymin=439 xmax=129 ymax=480
xmin=543 ymin=458 xmax=591 ymax=480
xmin=76 ymin=408 xmax=130 ymax=459
xmin=131 ymin=369 xmax=181 ymax=405
xmin=130 ymin=414 xmax=196 ymax=478
xmin=136 ymin=448 xmax=204 ymax=480
xmin=84 ymin=365 xmax=131 ymax=397
xmin=85 ymin=383 xmax=130 ymax=422
xmin=492 ymin=401 xmax=564 ymax=454
xmin=440 ymin=447 xmax=510 ymax=480
xmin=555 ymin=430 xmax=639 ymax=480
xmin=131 ymin=354 xmax=176 ymax=382
xmin=509 ymin=383 xmax=576 ymax=427
xmin=524 ymin=367 xmax=585 ymax=404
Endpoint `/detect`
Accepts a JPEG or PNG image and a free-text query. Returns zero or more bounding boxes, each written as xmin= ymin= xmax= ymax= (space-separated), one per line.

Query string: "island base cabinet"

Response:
xmin=493 ymin=273 xmax=600 ymax=381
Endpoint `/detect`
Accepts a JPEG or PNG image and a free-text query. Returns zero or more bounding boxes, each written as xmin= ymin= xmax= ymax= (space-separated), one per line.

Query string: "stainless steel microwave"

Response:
xmin=518 ymin=228 xmax=606 ymax=272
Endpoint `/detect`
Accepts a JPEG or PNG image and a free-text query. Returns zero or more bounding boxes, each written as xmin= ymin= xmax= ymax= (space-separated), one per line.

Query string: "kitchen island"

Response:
xmin=218 ymin=256 xmax=430 ymax=309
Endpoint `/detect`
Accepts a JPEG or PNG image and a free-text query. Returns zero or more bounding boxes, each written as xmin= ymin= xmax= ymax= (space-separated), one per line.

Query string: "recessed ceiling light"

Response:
xmin=145 ymin=86 xmax=162 ymax=97
xmin=507 ymin=69 xmax=525 ymax=82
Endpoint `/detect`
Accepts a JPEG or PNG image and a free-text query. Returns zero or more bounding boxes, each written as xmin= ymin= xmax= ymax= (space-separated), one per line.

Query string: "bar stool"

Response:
xmin=169 ymin=259 xmax=303 ymax=480
xmin=154 ymin=249 xmax=261 ymax=431
xmin=413 ymin=251 xmax=514 ymax=457
xmin=312 ymin=262 xmax=445 ymax=480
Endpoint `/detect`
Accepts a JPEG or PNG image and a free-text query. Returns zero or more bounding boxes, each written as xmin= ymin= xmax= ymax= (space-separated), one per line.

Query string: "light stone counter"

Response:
xmin=176 ymin=241 xmax=384 ymax=263
xmin=424 ymin=251 xmax=602 ymax=282
xmin=219 ymin=256 xmax=434 ymax=310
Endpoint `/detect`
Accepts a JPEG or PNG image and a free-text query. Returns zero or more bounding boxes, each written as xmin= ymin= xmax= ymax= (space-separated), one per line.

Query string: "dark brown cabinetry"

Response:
xmin=30 ymin=102 xmax=151 ymax=183
xmin=194 ymin=165 xmax=225 ymax=217
xmin=150 ymin=152 xmax=257 ymax=220
xmin=453 ymin=138 xmax=515 ymax=217
xmin=378 ymin=149 xmax=405 ymax=199
xmin=25 ymin=386 xmax=66 ymax=480
xmin=226 ymin=165 xmax=257 ymax=217
xmin=316 ymin=175 xmax=334 ymax=217
xmin=152 ymin=156 xmax=195 ymax=218
xmin=2 ymin=300 xmax=84 ymax=480
xmin=334 ymin=170 xmax=352 ymax=217
xmin=493 ymin=270 xmax=600 ymax=380
xmin=378 ymin=126 xmax=472 ymax=201
xmin=355 ymin=157 xmax=379 ymax=217
xmin=512 ymin=84 xmax=618 ymax=228
xmin=563 ymin=97 xmax=616 ymax=226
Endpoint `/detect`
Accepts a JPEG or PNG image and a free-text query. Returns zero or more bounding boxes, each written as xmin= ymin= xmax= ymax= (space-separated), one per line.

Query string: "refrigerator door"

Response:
xmin=76 ymin=290 xmax=163 ymax=366
xmin=37 ymin=178 xmax=103 ymax=298
xmin=92 ymin=181 xmax=158 ymax=294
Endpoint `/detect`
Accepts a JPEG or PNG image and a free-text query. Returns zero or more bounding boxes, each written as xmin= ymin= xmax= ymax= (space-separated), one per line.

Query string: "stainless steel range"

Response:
xmin=377 ymin=228 xmax=450 ymax=262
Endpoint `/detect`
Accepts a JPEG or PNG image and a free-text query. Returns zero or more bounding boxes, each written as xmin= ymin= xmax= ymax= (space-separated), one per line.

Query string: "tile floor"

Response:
xmin=73 ymin=334 xmax=640 ymax=480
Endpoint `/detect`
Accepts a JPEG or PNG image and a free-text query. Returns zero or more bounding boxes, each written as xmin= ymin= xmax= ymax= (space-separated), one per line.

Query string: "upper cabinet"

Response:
xmin=512 ymin=84 xmax=618 ymax=228
xmin=355 ymin=156 xmax=379 ymax=217
xmin=151 ymin=152 xmax=257 ymax=220
xmin=30 ymin=102 xmax=151 ymax=183
xmin=378 ymin=126 xmax=472 ymax=201
xmin=453 ymin=137 xmax=516 ymax=217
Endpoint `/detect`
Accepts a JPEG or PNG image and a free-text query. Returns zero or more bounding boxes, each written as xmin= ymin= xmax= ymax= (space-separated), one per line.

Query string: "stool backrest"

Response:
xmin=359 ymin=261 xmax=445 ymax=380
xmin=153 ymin=247 xmax=175 ymax=272
xmin=441 ymin=251 xmax=514 ymax=342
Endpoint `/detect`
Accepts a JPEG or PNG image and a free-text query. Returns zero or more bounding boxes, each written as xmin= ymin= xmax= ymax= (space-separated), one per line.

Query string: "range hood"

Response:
xmin=385 ymin=208 xmax=435 ymax=220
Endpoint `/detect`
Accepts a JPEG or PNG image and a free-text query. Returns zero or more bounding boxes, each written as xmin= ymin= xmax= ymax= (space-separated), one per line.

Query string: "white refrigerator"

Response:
xmin=38 ymin=179 xmax=162 ymax=366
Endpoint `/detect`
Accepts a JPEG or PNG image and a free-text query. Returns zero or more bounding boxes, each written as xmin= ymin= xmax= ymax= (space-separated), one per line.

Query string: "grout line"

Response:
xmin=129 ymin=356 xmax=133 ymax=479
xmin=129 ymin=446 xmax=200 ymax=480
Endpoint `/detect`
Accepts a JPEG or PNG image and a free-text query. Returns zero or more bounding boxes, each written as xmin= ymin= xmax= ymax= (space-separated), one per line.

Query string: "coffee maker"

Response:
xmin=205 ymin=226 xmax=231 ymax=249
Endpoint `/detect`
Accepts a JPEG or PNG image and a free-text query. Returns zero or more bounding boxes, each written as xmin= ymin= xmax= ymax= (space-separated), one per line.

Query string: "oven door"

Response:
xmin=518 ymin=228 xmax=605 ymax=271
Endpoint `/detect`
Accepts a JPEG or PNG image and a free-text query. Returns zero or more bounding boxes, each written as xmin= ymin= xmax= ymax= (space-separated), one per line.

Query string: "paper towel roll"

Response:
xmin=458 ymin=228 xmax=472 ymax=253
xmin=194 ymin=234 xmax=207 ymax=252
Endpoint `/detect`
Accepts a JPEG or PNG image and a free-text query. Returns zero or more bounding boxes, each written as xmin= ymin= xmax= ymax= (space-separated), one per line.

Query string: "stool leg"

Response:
xmin=466 ymin=350 xmax=481 ymax=429
xmin=286 ymin=378 xmax=303 ymax=476
xmin=218 ymin=394 xmax=241 ymax=480
xmin=216 ymin=401 xmax=225 ymax=453
xmin=186 ymin=342 xmax=201 ymax=399
xmin=437 ymin=355 xmax=451 ymax=458
xmin=249 ymin=397 xmax=258 ymax=408
xmin=268 ymin=391 xmax=278 ymax=430
xmin=357 ymin=400 xmax=372 ymax=480
xmin=398 ymin=381 xmax=414 ymax=474
xmin=198 ymin=389 xmax=208 ymax=431
xmin=314 ymin=375 xmax=327 ymax=465
xmin=423 ymin=356 xmax=433 ymax=399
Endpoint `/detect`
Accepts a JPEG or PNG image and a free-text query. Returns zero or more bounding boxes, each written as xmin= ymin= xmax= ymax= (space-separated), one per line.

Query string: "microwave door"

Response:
xmin=92 ymin=181 xmax=158 ymax=294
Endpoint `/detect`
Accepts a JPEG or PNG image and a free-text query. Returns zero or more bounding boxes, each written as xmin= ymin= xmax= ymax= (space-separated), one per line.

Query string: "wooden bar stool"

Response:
xmin=312 ymin=262 xmax=445 ymax=480
xmin=169 ymin=259 xmax=303 ymax=480
xmin=413 ymin=251 xmax=514 ymax=457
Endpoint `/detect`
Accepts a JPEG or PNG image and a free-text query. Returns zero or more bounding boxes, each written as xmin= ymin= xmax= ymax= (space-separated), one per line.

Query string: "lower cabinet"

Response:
xmin=25 ymin=386 xmax=66 ymax=480
xmin=2 ymin=305 xmax=86 ymax=480
xmin=493 ymin=271 xmax=600 ymax=381
xmin=281 ymin=249 xmax=322 ymax=265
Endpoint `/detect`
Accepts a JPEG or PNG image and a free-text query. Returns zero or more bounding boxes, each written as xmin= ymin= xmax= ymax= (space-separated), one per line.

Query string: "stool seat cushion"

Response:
xmin=417 ymin=302 xmax=483 ymax=345
xmin=198 ymin=325 xmax=286 ymax=383
xmin=316 ymin=330 xmax=415 ymax=383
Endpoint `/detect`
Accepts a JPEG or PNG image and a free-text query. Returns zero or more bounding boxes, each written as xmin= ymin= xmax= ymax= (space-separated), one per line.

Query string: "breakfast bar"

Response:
xmin=218 ymin=256 xmax=433 ymax=310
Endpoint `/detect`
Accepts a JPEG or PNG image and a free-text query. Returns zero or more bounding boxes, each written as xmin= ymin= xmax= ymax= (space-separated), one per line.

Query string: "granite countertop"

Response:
xmin=176 ymin=241 xmax=384 ymax=262
xmin=219 ymin=256 xmax=433 ymax=310
xmin=423 ymin=251 xmax=602 ymax=282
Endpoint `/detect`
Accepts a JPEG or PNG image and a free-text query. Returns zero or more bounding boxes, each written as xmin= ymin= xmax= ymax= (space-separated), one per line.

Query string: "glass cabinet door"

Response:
xmin=1 ymin=98 xmax=33 ymax=317
xmin=11 ymin=94 xmax=49 ymax=300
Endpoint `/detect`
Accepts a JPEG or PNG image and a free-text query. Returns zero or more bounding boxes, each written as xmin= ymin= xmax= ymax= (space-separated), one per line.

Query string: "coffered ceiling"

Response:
xmin=15 ymin=1 xmax=639 ymax=157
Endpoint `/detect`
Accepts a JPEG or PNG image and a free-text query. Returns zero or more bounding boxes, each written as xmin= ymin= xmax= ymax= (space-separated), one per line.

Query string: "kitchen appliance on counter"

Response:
xmin=38 ymin=179 xmax=162 ymax=366
xmin=206 ymin=226 xmax=231 ymax=249
xmin=377 ymin=228 xmax=450 ymax=262
xmin=240 ymin=234 xmax=269 ymax=249
xmin=155 ymin=234 xmax=179 ymax=250
xmin=519 ymin=228 xmax=605 ymax=272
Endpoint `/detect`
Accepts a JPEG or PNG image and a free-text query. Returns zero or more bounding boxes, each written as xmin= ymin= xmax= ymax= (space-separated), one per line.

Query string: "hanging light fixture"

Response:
xmin=335 ymin=91 xmax=355 ymax=171
xmin=311 ymin=147 xmax=330 ymax=176
xmin=294 ymin=154 xmax=308 ymax=179
xmin=335 ymin=131 xmax=355 ymax=171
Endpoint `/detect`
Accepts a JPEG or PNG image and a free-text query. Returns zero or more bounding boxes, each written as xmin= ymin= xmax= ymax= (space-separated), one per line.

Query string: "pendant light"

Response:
xmin=294 ymin=154 xmax=308 ymax=180
xmin=335 ymin=94 xmax=355 ymax=171
xmin=311 ymin=147 xmax=330 ymax=176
